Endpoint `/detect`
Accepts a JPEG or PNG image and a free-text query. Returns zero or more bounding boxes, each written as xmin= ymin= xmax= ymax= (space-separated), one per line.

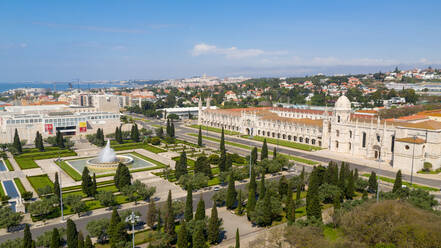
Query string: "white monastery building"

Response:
xmin=198 ymin=96 xmax=441 ymax=173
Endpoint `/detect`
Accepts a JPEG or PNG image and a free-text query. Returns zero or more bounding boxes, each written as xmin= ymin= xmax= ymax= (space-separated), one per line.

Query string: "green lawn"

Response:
xmin=13 ymin=178 xmax=26 ymax=194
xmin=56 ymin=160 xmax=82 ymax=181
xmin=0 ymin=183 xmax=5 ymax=197
xmin=111 ymin=141 xmax=166 ymax=153
xmin=187 ymin=133 xmax=318 ymax=165
xmin=130 ymin=151 xmax=167 ymax=168
xmin=3 ymin=158 xmax=14 ymax=171
xmin=242 ymin=135 xmax=321 ymax=151
xmin=361 ymin=173 xmax=439 ymax=191
xmin=14 ymin=149 xmax=77 ymax=170
xmin=189 ymin=124 xmax=240 ymax=135
xmin=27 ymin=174 xmax=54 ymax=194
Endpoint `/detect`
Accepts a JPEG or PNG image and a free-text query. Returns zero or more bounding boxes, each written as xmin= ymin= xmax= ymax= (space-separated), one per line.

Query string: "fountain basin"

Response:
xmin=86 ymin=155 xmax=134 ymax=170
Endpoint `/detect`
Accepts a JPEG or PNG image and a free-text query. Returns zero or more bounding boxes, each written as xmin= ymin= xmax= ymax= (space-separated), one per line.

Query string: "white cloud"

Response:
xmin=192 ymin=43 xmax=265 ymax=59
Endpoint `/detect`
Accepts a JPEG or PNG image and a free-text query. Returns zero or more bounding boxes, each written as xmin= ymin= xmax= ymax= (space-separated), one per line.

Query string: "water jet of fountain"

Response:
xmin=98 ymin=139 xmax=117 ymax=163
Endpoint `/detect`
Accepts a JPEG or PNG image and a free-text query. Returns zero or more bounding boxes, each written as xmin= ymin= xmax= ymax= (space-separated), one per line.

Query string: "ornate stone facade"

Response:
xmin=199 ymin=96 xmax=441 ymax=173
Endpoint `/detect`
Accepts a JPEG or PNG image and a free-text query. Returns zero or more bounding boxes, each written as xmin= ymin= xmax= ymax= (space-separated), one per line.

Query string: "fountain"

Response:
xmin=87 ymin=140 xmax=133 ymax=170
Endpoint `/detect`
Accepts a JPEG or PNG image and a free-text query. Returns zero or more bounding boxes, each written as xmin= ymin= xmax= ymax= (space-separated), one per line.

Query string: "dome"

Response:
xmin=334 ymin=95 xmax=351 ymax=111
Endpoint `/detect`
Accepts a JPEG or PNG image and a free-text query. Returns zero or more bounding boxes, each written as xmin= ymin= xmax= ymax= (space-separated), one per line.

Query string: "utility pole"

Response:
xmin=59 ymin=170 xmax=64 ymax=221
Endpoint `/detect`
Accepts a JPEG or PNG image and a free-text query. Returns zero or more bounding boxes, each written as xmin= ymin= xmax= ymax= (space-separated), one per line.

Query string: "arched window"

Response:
xmin=349 ymin=142 xmax=352 ymax=150
xmin=299 ymin=137 xmax=303 ymax=142
xmin=336 ymin=130 xmax=340 ymax=137
xmin=336 ymin=141 xmax=339 ymax=148
xmin=282 ymin=134 xmax=286 ymax=139
xmin=338 ymin=115 xmax=341 ymax=123
xmin=349 ymin=130 xmax=353 ymax=139
xmin=311 ymin=139 xmax=316 ymax=145
xmin=262 ymin=131 xmax=265 ymax=136
xmin=294 ymin=136 xmax=297 ymax=141
xmin=305 ymin=138 xmax=309 ymax=144
xmin=362 ymin=132 xmax=366 ymax=148
xmin=288 ymin=135 xmax=292 ymax=141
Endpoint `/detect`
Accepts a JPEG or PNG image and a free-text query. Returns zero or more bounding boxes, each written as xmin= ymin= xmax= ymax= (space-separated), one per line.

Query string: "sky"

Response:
xmin=0 ymin=0 xmax=440 ymax=82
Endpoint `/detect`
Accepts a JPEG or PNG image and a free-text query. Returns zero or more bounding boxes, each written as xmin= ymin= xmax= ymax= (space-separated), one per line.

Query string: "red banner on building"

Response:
xmin=45 ymin=124 xmax=53 ymax=134
xmin=79 ymin=121 xmax=87 ymax=133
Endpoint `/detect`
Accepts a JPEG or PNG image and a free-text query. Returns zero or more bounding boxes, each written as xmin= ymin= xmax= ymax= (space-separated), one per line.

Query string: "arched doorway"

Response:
xmin=373 ymin=145 xmax=381 ymax=159
xmin=246 ymin=128 xmax=251 ymax=135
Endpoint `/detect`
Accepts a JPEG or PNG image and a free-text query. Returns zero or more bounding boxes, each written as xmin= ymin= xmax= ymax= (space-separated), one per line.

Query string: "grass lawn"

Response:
xmin=362 ymin=173 xmax=439 ymax=191
xmin=14 ymin=149 xmax=77 ymax=170
xmin=417 ymin=168 xmax=441 ymax=174
xmin=187 ymin=133 xmax=318 ymax=165
xmin=27 ymin=174 xmax=54 ymax=194
xmin=13 ymin=178 xmax=26 ymax=194
xmin=0 ymin=183 xmax=5 ymax=197
xmin=242 ymin=135 xmax=321 ymax=151
xmin=4 ymin=158 xmax=14 ymax=171
xmin=189 ymin=124 xmax=240 ymax=135
xmin=14 ymin=157 xmax=39 ymax=169
xmin=130 ymin=151 xmax=167 ymax=168
xmin=56 ymin=160 xmax=82 ymax=181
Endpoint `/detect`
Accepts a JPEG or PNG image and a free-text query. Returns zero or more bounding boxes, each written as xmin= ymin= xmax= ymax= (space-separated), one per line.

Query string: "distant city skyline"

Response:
xmin=1 ymin=0 xmax=440 ymax=82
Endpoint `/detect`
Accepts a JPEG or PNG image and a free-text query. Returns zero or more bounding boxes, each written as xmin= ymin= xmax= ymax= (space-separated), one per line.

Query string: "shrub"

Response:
xmin=150 ymin=137 xmax=161 ymax=145
xmin=423 ymin=162 xmax=432 ymax=172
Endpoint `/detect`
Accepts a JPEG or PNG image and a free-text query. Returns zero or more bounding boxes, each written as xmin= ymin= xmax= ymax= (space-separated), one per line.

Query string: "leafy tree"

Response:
xmin=114 ymin=163 xmax=131 ymax=190
xmin=226 ymin=171 xmax=236 ymax=209
xmin=198 ymin=126 xmax=203 ymax=146
xmin=192 ymin=221 xmax=206 ymax=248
xmin=392 ymin=170 xmax=402 ymax=193
xmin=156 ymin=126 xmax=164 ymax=138
xmin=175 ymin=151 xmax=188 ymax=180
xmin=133 ymin=180 xmax=156 ymax=201
xmin=184 ymin=185 xmax=193 ymax=222
xmin=96 ymin=190 xmax=115 ymax=208
xmin=208 ymin=204 xmax=221 ymax=244
xmin=258 ymin=173 xmax=265 ymax=199
xmin=122 ymin=185 xmax=138 ymax=204
xmin=345 ymin=171 xmax=355 ymax=199
xmin=273 ymin=147 xmax=277 ymax=159
xmin=147 ymin=200 xmax=157 ymax=229
xmin=67 ymin=219 xmax=78 ymax=248
xmin=23 ymin=224 xmax=32 ymax=248
xmin=261 ymin=139 xmax=268 ymax=160
xmin=81 ymin=167 xmax=93 ymax=197
xmin=86 ymin=219 xmax=109 ymax=244
xmin=368 ymin=171 xmax=378 ymax=193
xmin=177 ymin=220 xmax=188 ymax=248
xmin=235 ymin=228 xmax=240 ymax=248
xmin=194 ymin=156 xmax=211 ymax=178
xmin=13 ymin=129 xmax=22 ymax=154
xmin=50 ymin=228 xmax=61 ymax=248
xmin=195 ymin=196 xmax=206 ymax=221
xmin=251 ymin=147 xmax=258 ymax=166
xmin=109 ymin=208 xmax=128 ymax=248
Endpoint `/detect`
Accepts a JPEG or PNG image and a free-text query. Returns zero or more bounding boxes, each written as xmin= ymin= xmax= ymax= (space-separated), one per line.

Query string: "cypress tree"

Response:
xmin=81 ymin=167 xmax=93 ymax=197
xmin=249 ymin=166 xmax=257 ymax=193
xmin=78 ymin=232 xmax=84 ymax=248
xmin=261 ymin=139 xmax=268 ymax=160
xmin=177 ymin=220 xmax=188 ymax=248
xmin=338 ymin=162 xmax=346 ymax=192
xmin=23 ymin=224 xmax=32 ymax=248
xmin=218 ymin=150 xmax=226 ymax=172
xmin=198 ymin=126 xmax=203 ymax=147
xmin=56 ymin=130 xmax=65 ymax=148
xmin=226 ymin=171 xmax=236 ymax=209
xmin=368 ymin=171 xmax=378 ymax=193
xmin=184 ymin=184 xmax=193 ymax=222
xmin=208 ymin=204 xmax=220 ymax=244
xmin=331 ymin=162 xmax=339 ymax=186
xmin=247 ymin=162 xmax=257 ymax=215
xmin=50 ymin=228 xmax=61 ymax=248
xmin=67 ymin=219 xmax=78 ymax=248
xmin=262 ymin=188 xmax=272 ymax=226
xmin=118 ymin=164 xmax=131 ymax=189
xmin=176 ymin=151 xmax=188 ymax=180
xmin=237 ymin=189 xmax=243 ymax=214
xmin=109 ymin=208 xmax=128 ymax=247
xmin=84 ymin=235 xmax=93 ymax=248
xmin=306 ymin=167 xmax=322 ymax=221
xmin=333 ymin=192 xmax=341 ymax=210
xmin=392 ymin=170 xmax=402 ymax=193
xmin=251 ymin=147 xmax=258 ymax=165
xmin=91 ymin=173 xmax=97 ymax=197
xmin=258 ymin=173 xmax=265 ymax=199
xmin=166 ymin=119 xmax=171 ymax=137
xmin=53 ymin=172 xmax=61 ymax=203
xmin=220 ymin=127 xmax=225 ymax=152
xmin=170 ymin=121 xmax=175 ymax=138
xmin=235 ymin=228 xmax=240 ymax=248
xmin=273 ymin=147 xmax=277 ymax=159
xmin=300 ymin=166 xmax=305 ymax=190
xmin=146 ymin=200 xmax=157 ymax=229
xmin=296 ymin=183 xmax=301 ymax=200
xmin=278 ymin=175 xmax=288 ymax=197
xmin=195 ymin=196 xmax=205 ymax=221
xmin=286 ymin=193 xmax=296 ymax=225
xmin=115 ymin=127 xmax=123 ymax=144
xmin=164 ymin=190 xmax=175 ymax=237
xmin=131 ymin=124 xmax=140 ymax=142
xmin=13 ymin=129 xmax=22 ymax=154
xmin=354 ymin=168 xmax=359 ymax=181
xmin=345 ymin=171 xmax=355 ymax=199
xmin=225 ymin=154 xmax=233 ymax=171
xmin=192 ymin=221 xmax=206 ymax=248
xmin=156 ymin=209 xmax=162 ymax=232
xmin=35 ymin=131 xmax=44 ymax=151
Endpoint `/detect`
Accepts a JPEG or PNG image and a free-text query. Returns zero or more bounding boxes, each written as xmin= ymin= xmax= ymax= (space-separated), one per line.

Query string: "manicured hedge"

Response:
xmin=4 ymin=158 xmax=14 ymax=171
xmin=13 ymin=178 xmax=26 ymax=194
xmin=189 ymin=124 xmax=240 ymax=135
xmin=242 ymin=135 xmax=321 ymax=151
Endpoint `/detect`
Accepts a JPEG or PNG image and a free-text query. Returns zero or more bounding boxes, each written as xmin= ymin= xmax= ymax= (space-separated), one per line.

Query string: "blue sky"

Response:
xmin=0 ymin=0 xmax=440 ymax=82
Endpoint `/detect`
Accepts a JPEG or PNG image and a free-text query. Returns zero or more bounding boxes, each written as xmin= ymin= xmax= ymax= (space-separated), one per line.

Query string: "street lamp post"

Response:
xmin=59 ymin=170 xmax=64 ymax=221
xmin=125 ymin=211 xmax=140 ymax=248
